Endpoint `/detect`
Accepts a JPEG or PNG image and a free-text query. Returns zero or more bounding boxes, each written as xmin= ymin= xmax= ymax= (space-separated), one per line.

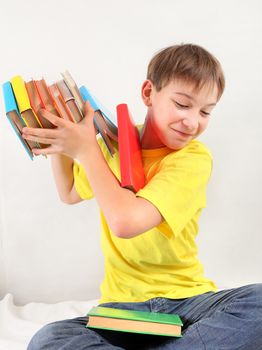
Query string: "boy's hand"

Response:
xmin=22 ymin=101 xmax=97 ymax=159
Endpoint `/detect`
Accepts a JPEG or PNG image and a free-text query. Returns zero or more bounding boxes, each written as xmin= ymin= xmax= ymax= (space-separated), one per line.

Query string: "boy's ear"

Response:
xmin=141 ymin=80 xmax=153 ymax=107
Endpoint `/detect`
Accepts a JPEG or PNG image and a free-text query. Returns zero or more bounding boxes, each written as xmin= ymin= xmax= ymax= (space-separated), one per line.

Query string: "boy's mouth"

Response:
xmin=172 ymin=129 xmax=193 ymax=137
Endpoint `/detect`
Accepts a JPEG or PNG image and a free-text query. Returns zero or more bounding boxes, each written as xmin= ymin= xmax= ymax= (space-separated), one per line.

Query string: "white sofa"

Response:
xmin=0 ymin=293 xmax=99 ymax=350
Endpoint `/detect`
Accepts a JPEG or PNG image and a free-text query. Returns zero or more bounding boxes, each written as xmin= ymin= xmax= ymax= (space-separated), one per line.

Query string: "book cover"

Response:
xmin=87 ymin=306 xmax=183 ymax=337
xmin=79 ymin=85 xmax=118 ymax=136
xmin=2 ymin=81 xmax=34 ymax=160
xmin=80 ymin=86 xmax=118 ymax=156
xmin=10 ymin=76 xmax=44 ymax=130
xmin=117 ymin=103 xmax=145 ymax=192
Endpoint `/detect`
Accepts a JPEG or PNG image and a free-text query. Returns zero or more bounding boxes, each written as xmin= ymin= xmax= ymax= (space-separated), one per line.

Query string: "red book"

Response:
xmin=117 ymin=103 xmax=145 ymax=193
xmin=34 ymin=78 xmax=60 ymax=119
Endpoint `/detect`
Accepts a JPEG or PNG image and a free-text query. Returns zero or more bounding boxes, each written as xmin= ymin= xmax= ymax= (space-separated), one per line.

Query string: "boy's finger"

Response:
xmin=22 ymin=133 xmax=55 ymax=144
xmin=32 ymin=146 xmax=57 ymax=156
xmin=39 ymin=109 xmax=66 ymax=128
xmin=84 ymin=100 xmax=95 ymax=118
xmin=22 ymin=126 xmax=59 ymax=138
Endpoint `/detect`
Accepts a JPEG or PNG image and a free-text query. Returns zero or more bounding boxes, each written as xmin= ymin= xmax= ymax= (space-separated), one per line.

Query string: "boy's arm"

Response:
xmin=78 ymin=141 xmax=163 ymax=238
xmin=50 ymin=154 xmax=83 ymax=204
xmin=50 ymin=149 xmax=161 ymax=234
xmin=23 ymin=105 xmax=162 ymax=234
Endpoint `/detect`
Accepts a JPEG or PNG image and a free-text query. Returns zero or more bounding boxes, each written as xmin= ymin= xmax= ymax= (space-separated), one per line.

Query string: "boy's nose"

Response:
xmin=182 ymin=118 xmax=198 ymax=134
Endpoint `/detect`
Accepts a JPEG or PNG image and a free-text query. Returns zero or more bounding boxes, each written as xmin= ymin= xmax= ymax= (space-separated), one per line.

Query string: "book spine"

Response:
xmin=117 ymin=103 xmax=145 ymax=192
xmin=10 ymin=76 xmax=31 ymax=112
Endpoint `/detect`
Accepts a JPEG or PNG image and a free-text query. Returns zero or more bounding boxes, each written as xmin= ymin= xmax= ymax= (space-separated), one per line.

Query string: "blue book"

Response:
xmin=2 ymin=81 xmax=34 ymax=160
xmin=80 ymin=86 xmax=118 ymax=157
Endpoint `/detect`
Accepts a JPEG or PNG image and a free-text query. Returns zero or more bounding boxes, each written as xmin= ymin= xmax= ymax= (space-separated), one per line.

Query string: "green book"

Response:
xmin=87 ymin=306 xmax=183 ymax=337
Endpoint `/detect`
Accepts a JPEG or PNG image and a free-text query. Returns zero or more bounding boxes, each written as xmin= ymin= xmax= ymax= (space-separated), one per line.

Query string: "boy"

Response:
xmin=25 ymin=44 xmax=262 ymax=349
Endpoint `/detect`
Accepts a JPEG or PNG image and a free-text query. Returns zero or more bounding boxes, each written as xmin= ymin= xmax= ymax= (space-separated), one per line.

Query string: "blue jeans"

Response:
xmin=27 ymin=283 xmax=262 ymax=349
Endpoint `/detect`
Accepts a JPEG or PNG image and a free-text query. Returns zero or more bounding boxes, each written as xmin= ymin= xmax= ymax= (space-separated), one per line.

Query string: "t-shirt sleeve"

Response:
xmin=73 ymin=160 xmax=94 ymax=200
xmin=135 ymin=143 xmax=213 ymax=238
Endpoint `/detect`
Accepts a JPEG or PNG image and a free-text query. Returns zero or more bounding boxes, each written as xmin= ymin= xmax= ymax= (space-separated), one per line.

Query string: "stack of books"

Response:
xmin=2 ymin=71 xmax=145 ymax=192
xmin=87 ymin=306 xmax=183 ymax=337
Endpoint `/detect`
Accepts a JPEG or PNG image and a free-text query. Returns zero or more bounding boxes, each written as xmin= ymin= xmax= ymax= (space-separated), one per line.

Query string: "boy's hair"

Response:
xmin=147 ymin=43 xmax=225 ymax=100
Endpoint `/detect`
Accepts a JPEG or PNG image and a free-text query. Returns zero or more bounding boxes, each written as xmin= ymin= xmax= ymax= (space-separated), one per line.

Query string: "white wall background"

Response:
xmin=0 ymin=0 xmax=261 ymax=305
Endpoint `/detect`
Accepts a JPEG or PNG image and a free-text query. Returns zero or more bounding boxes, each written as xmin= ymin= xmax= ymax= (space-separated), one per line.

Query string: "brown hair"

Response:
xmin=147 ymin=44 xmax=225 ymax=100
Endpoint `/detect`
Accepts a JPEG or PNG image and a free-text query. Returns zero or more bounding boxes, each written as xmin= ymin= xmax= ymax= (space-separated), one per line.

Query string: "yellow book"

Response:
xmin=10 ymin=75 xmax=48 ymax=156
xmin=10 ymin=76 xmax=44 ymax=128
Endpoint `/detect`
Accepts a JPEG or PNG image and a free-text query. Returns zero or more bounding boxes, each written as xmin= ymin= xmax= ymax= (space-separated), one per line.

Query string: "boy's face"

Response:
xmin=141 ymin=79 xmax=218 ymax=150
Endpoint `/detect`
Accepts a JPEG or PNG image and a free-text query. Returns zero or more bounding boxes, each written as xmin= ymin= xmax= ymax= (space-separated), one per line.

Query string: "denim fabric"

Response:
xmin=27 ymin=283 xmax=262 ymax=350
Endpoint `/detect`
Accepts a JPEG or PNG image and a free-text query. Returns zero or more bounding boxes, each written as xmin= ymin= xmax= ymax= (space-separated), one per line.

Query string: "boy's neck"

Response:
xmin=139 ymin=115 xmax=167 ymax=150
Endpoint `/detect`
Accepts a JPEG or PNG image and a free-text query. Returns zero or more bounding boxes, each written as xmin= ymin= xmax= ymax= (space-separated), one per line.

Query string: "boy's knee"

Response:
xmin=242 ymin=283 xmax=262 ymax=314
xmin=252 ymin=283 xmax=262 ymax=303
xmin=27 ymin=321 xmax=62 ymax=350
xmin=246 ymin=283 xmax=262 ymax=299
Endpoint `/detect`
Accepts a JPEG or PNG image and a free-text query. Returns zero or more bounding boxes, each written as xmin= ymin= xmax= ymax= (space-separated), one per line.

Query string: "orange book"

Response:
xmin=34 ymin=78 xmax=61 ymax=119
xmin=117 ymin=103 xmax=145 ymax=192
xmin=25 ymin=80 xmax=54 ymax=129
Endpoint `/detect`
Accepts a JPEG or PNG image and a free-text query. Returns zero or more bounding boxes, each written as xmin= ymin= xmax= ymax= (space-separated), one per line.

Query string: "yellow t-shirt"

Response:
xmin=73 ymin=136 xmax=217 ymax=304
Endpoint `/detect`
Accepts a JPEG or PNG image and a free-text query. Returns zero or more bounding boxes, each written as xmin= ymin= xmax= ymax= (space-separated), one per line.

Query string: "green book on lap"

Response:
xmin=87 ymin=306 xmax=183 ymax=337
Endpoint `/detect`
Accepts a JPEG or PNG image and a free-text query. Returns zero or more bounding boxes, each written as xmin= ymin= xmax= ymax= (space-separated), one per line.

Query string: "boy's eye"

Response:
xmin=174 ymin=100 xmax=211 ymax=117
xmin=201 ymin=111 xmax=210 ymax=116
xmin=175 ymin=101 xmax=189 ymax=108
